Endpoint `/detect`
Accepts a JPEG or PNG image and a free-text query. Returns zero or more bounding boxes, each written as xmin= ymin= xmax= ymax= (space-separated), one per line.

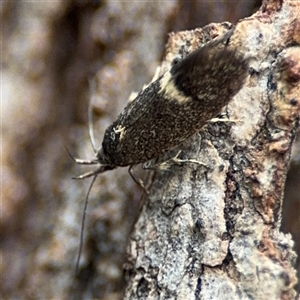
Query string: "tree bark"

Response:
xmin=124 ymin=1 xmax=300 ymax=299
xmin=2 ymin=0 xmax=299 ymax=299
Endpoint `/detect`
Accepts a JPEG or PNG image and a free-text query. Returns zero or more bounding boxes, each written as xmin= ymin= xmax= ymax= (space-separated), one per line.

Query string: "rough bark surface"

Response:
xmin=2 ymin=0 xmax=299 ymax=299
xmin=124 ymin=1 xmax=300 ymax=299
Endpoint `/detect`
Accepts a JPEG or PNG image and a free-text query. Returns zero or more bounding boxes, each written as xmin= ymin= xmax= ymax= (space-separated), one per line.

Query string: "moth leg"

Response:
xmin=128 ymin=165 xmax=149 ymax=195
xmin=65 ymin=147 xmax=99 ymax=165
xmin=143 ymin=151 xmax=206 ymax=171
xmin=73 ymin=165 xmax=116 ymax=179
xmin=71 ymin=158 xmax=99 ymax=165
xmin=210 ymin=112 xmax=237 ymax=124
xmin=72 ymin=170 xmax=100 ymax=179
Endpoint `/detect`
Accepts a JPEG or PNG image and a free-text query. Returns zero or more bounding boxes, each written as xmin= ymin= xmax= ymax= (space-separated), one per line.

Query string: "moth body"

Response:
xmin=76 ymin=29 xmax=249 ymax=178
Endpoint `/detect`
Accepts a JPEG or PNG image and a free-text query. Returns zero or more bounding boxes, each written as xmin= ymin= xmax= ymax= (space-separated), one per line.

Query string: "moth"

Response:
xmin=70 ymin=28 xmax=249 ymax=272
xmin=73 ymin=29 xmax=249 ymax=179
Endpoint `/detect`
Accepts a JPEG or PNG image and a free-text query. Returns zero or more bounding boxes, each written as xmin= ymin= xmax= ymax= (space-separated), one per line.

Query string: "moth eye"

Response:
xmin=143 ymin=162 xmax=149 ymax=169
xmin=172 ymin=57 xmax=182 ymax=66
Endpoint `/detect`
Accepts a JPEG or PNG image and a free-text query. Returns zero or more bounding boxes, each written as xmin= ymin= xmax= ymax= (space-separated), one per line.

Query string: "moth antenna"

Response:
xmin=88 ymin=78 xmax=97 ymax=154
xmin=128 ymin=165 xmax=148 ymax=193
xmin=75 ymin=175 xmax=97 ymax=275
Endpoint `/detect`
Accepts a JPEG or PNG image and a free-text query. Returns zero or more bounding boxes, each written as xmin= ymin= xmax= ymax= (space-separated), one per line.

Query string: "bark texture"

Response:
xmin=2 ymin=0 xmax=299 ymax=299
xmin=124 ymin=1 xmax=300 ymax=299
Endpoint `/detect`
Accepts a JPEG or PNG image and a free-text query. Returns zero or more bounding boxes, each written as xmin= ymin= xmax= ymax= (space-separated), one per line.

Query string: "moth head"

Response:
xmin=66 ymin=147 xmax=115 ymax=179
